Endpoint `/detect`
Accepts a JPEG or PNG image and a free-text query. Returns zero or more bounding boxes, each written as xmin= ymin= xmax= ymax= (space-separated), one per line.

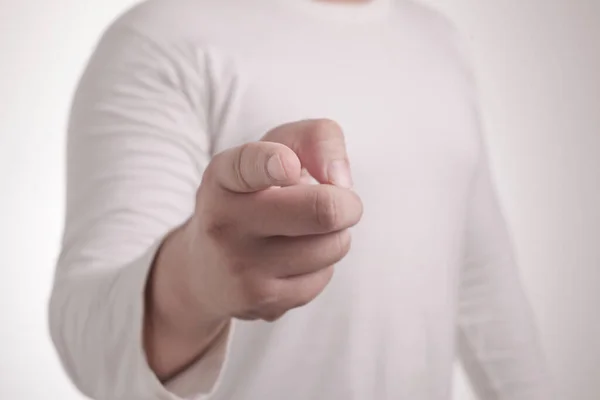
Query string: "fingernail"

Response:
xmin=267 ymin=154 xmax=287 ymax=181
xmin=328 ymin=159 xmax=353 ymax=189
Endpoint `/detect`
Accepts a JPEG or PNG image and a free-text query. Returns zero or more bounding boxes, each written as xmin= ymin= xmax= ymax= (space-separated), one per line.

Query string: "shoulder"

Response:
xmin=73 ymin=1 xmax=227 ymax=111
xmin=82 ymin=0 xmax=236 ymax=85
xmin=97 ymin=0 xmax=241 ymax=49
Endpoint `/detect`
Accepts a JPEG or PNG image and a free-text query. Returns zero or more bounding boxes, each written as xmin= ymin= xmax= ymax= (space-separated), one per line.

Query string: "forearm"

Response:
xmin=143 ymin=222 xmax=230 ymax=382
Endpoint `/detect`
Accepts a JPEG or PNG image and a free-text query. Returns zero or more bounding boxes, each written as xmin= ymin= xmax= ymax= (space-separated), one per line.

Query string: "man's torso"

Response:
xmin=119 ymin=1 xmax=481 ymax=398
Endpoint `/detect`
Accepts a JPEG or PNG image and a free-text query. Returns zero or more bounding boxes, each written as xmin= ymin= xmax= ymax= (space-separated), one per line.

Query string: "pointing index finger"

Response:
xmin=262 ymin=119 xmax=353 ymax=189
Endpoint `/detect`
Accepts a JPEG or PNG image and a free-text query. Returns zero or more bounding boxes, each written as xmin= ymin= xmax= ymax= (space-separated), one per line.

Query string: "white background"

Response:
xmin=0 ymin=0 xmax=598 ymax=399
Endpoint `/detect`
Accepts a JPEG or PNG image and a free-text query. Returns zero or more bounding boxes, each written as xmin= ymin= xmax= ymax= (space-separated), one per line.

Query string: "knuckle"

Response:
xmin=295 ymin=268 xmax=334 ymax=308
xmin=335 ymin=230 xmax=352 ymax=259
xmin=293 ymin=291 xmax=314 ymax=309
xmin=261 ymin=310 xmax=286 ymax=322
xmin=243 ymin=279 xmax=281 ymax=310
xmin=313 ymin=188 xmax=339 ymax=231
xmin=235 ymin=144 xmax=254 ymax=191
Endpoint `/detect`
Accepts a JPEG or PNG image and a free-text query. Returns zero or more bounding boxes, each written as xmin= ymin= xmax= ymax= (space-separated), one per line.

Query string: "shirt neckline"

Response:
xmin=271 ymin=0 xmax=392 ymax=24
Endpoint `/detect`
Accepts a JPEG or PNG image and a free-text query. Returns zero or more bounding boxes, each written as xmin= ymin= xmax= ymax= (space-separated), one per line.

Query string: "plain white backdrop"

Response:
xmin=0 ymin=0 xmax=598 ymax=399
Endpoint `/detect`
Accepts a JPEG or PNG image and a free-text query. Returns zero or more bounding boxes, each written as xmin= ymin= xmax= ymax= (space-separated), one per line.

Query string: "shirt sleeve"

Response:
xmin=48 ymin=22 xmax=227 ymax=400
xmin=457 ymin=140 xmax=553 ymax=400
xmin=451 ymin=27 xmax=554 ymax=400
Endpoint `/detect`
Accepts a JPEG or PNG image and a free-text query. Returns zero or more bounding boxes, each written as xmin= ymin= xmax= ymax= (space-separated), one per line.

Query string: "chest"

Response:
xmin=212 ymin=43 xmax=480 ymax=206
xmin=208 ymin=39 xmax=479 ymax=270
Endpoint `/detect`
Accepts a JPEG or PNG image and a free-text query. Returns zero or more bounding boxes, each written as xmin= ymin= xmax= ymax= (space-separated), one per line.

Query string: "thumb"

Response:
xmin=208 ymin=141 xmax=302 ymax=193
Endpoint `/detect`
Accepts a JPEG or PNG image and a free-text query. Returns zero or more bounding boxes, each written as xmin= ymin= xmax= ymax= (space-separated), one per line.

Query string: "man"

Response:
xmin=49 ymin=0 xmax=551 ymax=399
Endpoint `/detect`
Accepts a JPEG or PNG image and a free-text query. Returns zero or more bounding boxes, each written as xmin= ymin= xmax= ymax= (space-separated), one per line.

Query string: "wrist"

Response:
xmin=143 ymin=222 xmax=230 ymax=380
xmin=147 ymin=221 xmax=228 ymax=338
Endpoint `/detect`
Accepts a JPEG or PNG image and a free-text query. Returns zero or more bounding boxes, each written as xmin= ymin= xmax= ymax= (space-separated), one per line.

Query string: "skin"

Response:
xmin=144 ymin=119 xmax=364 ymax=381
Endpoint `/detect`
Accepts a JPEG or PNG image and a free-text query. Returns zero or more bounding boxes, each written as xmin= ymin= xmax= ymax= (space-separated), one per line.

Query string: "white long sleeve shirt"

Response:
xmin=49 ymin=0 xmax=551 ymax=399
